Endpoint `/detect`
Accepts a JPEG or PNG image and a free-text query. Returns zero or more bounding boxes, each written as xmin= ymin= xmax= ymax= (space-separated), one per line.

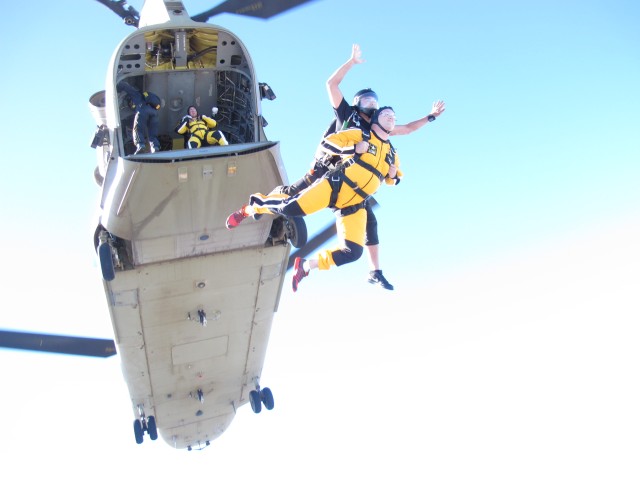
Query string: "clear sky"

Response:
xmin=1 ymin=1 xmax=639 ymax=478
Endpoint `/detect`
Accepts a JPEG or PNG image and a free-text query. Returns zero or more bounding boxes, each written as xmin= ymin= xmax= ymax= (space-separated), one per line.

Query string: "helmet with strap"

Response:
xmin=371 ymin=106 xmax=395 ymax=134
xmin=352 ymin=88 xmax=378 ymax=117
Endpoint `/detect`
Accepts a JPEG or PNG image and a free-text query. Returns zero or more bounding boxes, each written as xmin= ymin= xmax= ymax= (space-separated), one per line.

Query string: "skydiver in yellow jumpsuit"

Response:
xmin=225 ymin=106 xmax=402 ymax=292
xmin=175 ymin=105 xmax=228 ymax=148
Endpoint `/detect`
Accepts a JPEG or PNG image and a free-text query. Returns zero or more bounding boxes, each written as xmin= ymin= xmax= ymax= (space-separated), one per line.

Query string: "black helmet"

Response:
xmin=352 ymin=88 xmax=378 ymax=117
xmin=352 ymin=88 xmax=378 ymax=106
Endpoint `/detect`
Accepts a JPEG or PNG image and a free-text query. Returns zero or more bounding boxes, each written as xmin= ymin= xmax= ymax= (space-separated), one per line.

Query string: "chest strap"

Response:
xmin=341 ymin=174 xmax=370 ymax=201
xmin=189 ymin=125 xmax=208 ymax=134
xmin=351 ymin=156 xmax=385 ymax=183
xmin=326 ymin=149 xmax=386 ymax=207
xmin=327 ymin=168 xmax=369 ymax=208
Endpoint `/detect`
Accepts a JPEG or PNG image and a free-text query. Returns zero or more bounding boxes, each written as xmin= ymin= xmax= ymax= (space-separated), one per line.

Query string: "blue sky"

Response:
xmin=1 ymin=1 xmax=639 ymax=478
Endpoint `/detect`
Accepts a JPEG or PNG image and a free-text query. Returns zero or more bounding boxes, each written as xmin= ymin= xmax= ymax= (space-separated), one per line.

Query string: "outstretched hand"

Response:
xmin=430 ymin=100 xmax=446 ymax=117
xmin=351 ymin=44 xmax=365 ymax=65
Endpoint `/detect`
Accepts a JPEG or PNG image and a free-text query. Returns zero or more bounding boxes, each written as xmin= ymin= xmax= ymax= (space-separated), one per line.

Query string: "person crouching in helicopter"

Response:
xmin=117 ymin=80 xmax=162 ymax=154
xmin=175 ymin=106 xmax=229 ymax=148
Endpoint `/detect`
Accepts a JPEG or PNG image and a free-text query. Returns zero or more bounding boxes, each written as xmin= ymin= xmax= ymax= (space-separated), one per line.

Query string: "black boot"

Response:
xmin=367 ymin=270 xmax=394 ymax=290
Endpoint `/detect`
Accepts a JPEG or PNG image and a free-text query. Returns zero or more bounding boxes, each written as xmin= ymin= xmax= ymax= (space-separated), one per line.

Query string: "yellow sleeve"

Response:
xmin=320 ymin=128 xmax=363 ymax=156
xmin=176 ymin=121 xmax=188 ymax=134
xmin=202 ymin=115 xmax=218 ymax=128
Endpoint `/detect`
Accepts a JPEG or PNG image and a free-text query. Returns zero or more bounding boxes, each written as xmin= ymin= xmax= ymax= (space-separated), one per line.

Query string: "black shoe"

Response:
xmin=368 ymin=270 xmax=394 ymax=290
xmin=134 ymin=145 xmax=149 ymax=154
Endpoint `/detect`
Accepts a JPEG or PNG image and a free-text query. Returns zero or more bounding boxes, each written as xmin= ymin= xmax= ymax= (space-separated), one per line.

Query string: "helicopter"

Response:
xmin=0 ymin=0 xmax=341 ymax=451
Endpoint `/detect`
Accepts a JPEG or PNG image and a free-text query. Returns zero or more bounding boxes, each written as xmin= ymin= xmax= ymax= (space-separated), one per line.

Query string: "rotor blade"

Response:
xmin=0 ymin=330 xmax=117 ymax=358
xmin=192 ymin=0 xmax=316 ymax=22
xmin=95 ymin=0 xmax=140 ymax=27
xmin=287 ymin=198 xmax=379 ymax=270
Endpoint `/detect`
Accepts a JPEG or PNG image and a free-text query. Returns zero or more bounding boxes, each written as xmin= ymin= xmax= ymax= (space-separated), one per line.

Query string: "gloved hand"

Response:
xmin=181 ymin=115 xmax=193 ymax=123
xmin=211 ymin=107 xmax=218 ymax=116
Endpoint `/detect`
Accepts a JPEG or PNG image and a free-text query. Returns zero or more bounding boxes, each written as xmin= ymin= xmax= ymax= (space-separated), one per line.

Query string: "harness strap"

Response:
xmin=327 ymin=153 xmax=382 ymax=208
xmin=341 ymin=174 xmax=370 ymax=201
xmin=328 ymin=167 xmax=369 ymax=205
xmin=190 ymin=126 xmax=208 ymax=135
xmin=353 ymin=156 xmax=385 ymax=182
xmin=334 ymin=200 xmax=366 ymax=217
xmin=317 ymin=153 xmax=340 ymax=168
xmin=324 ymin=127 xmax=386 ymax=209
xmin=327 ymin=171 xmax=343 ymax=208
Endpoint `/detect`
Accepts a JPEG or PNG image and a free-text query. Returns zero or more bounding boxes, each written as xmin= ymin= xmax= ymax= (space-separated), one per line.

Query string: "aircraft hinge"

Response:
xmin=187 ymin=309 xmax=221 ymax=326
xmin=189 ymin=389 xmax=205 ymax=403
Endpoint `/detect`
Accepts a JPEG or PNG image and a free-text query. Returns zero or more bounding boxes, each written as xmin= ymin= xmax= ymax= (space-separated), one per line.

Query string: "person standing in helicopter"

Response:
xmin=117 ymin=80 xmax=162 ymax=154
xmin=175 ymin=106 xmax=228 ymax=149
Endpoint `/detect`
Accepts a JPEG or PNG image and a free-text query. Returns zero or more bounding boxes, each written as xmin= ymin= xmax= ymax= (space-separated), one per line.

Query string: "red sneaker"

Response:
xmin=226 ymin=206 xmax=248 ymax=229
xmin=292 ymin=257 xmax=308 ymax=292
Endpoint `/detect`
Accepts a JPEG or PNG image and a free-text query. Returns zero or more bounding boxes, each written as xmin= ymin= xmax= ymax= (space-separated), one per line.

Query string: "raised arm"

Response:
xmin=391 ymin=100 xmax=446 ymax=136
xmin=201 ymin=115 xmax=218 ymax=129
xmin=326 ymin=44 xmax=365 ymax=109
xmin=117 ymin=80 xmax=143 ymax=105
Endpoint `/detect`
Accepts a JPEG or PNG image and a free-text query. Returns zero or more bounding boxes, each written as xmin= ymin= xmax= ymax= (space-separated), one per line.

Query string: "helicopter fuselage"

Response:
xmin=89 ymin=7 xmax=293 ymax=450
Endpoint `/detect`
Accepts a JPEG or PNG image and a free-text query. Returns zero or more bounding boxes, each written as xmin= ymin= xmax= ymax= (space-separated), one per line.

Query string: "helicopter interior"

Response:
xmin=117 ymin=27 xmax=259 ymax=154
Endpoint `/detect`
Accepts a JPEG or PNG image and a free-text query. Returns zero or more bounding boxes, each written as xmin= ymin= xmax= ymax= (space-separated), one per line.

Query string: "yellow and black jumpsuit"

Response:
xmin=250 ymin=127 xmax=402 ymax=270
xmin=175 ymin=115 xmax=228 ymax=148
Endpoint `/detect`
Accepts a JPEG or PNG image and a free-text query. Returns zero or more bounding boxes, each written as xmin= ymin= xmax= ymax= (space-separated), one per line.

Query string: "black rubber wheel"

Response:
xmin=93 ymin=166 xmax=104 ymax=186
xmin=287 ymin=216 xmax=307 ymax=248
xmin=98 ymin=242 xmax=115 ymax=281
xmin=147 ymin=416 xmax=158 ymax=441
xmin=260 ymin=387 xmax=275 ymax=410
xmin=133 ymin=419 xmax=144 ymax=444
xmin=249 ymin=390 xmax=262 ymax=414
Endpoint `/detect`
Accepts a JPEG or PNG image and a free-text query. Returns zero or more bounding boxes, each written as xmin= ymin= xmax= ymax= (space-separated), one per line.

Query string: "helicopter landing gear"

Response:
xmin=267 ymin=215 xmax=307 ymax=249
xmin=285 ymin=216 xmax=307 ymax=248
xmin=147 ymin=415 xmax=158 ymax=440
xmin=132 ymin=406 xmax=158 ymax=445
xmin=98 ymin=242 xmax=115 ymax=281
xmin=249 ymin=390 xmax=261 ymax=413
xmin=249 ymin=383 xmax=274 ymax=414
xmin=260 ymin=387 xmax=274 ymax=410
xmin=97 ymin=229 xmax=123 ymax=282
